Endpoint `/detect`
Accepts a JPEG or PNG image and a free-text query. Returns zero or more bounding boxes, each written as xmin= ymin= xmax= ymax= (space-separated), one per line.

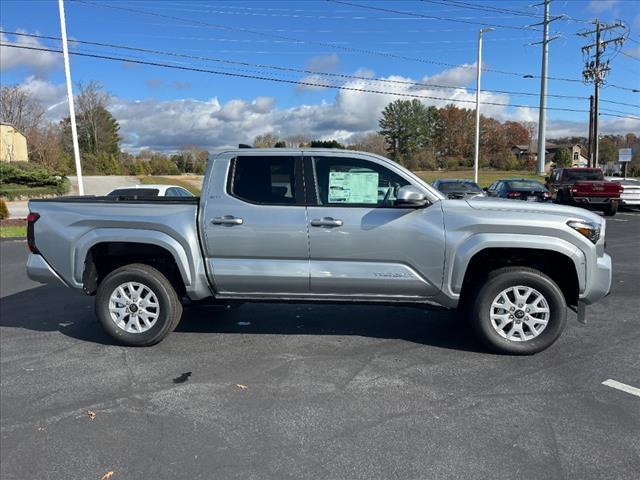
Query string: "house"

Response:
xmin=0 ymin=123 xmax=29 ymax=163
xmin=511 ymin=142 xmax=588 ymax=172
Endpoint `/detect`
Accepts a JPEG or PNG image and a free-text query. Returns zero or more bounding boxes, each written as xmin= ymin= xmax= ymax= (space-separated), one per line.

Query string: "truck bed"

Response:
xmin=28 ymin=196 xmax=209 ymax=299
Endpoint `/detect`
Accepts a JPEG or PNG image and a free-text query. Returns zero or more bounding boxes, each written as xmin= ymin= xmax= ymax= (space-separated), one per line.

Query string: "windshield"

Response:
xmin=108 ymin=188 xmax=160 ymax=197
xmin=505 ymin=181 xmax=546 ymax=191
xmin=437 ymin=181 xmax=482 ymax=192
xmin=564 ymin=170 xmax=604 ymax=181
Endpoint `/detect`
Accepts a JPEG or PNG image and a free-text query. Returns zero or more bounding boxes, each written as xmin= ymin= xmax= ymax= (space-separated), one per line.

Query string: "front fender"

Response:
xmin=444 ymin=233 xmax=586 ymax=299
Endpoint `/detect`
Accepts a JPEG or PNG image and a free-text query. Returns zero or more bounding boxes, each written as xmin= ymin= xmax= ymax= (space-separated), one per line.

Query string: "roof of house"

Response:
xmin=512 ymin=142 xmax=584 ymax=154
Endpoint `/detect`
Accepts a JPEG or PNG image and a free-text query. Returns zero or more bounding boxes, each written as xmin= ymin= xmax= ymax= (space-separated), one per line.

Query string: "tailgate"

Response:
xmin=572 ymin=181 xmax=622 ymax=198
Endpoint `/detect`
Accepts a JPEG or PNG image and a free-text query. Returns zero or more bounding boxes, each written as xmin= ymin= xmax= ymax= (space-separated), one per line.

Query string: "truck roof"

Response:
xmin=215 ymin=148 xmax=382 ymax=156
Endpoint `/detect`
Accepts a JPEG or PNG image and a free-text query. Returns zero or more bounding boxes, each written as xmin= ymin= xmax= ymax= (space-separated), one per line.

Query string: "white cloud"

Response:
xmin=422 ymin=63 xmax=477 ymax=87
xmin=296 ymin=74 xmax=330 ymax=92
xmin=0 ymin=29 xmax=59 ymax=73
xmin=587 ymin=0 xmax=619 ymax=14
xmin=305 ymin=53 xmax=340 ymax=72
xmin=19 ymin=75 xmax=67 ymax=117
xmin=296 ymin=54 xmax=341 ymax=92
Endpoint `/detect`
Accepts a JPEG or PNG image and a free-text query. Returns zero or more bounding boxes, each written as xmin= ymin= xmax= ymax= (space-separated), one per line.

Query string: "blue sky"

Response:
xmin=1 ymin=0 xmax=638 ymax=151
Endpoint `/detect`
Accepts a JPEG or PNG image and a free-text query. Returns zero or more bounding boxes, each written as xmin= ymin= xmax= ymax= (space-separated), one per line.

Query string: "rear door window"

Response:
xmin=230 ymin=156 xmax=302 ymax=205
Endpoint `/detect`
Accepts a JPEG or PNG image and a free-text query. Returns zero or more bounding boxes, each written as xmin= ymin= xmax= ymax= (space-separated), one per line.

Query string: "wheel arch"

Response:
xmin=74 ymin=229 xmax=193 ymax=296
xmin=449 ymin=234 xmax=585 ymax=307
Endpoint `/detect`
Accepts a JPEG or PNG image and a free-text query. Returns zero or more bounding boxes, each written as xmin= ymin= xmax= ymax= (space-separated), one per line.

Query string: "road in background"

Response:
xmin=1 ymin=214 xmax=639 ymax=479
xmin=67 ymin=175 xmax=139 ymax=195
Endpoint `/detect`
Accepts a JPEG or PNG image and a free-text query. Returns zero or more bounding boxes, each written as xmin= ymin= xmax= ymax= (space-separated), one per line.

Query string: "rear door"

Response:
xmin=201 ymin=152 xmax=310 ymax=295
xmin=304 ymin=152 xmax=445 ymax=299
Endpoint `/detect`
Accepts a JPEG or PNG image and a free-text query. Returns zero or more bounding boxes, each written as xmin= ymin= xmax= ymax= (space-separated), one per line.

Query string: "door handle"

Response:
xmin=310 ymin=217 xmax=343 ymax=227
xmin=212 ymin=215 xmax=243 ymax=226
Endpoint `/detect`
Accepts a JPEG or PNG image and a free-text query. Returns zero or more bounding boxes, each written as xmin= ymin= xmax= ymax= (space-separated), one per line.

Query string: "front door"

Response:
xmin=201 ymin=153 xmax=310 ymax=295
xmin=305 ymin=153 xmax=445 ymax=299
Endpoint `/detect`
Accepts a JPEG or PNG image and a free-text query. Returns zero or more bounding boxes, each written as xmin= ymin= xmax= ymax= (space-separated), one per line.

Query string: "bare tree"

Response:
xmin=29 ymin=124 xmax=64 ymax=171
xmin=348 ymin=132 xmax=388 ymax=157
xmin=284 ymin=134 xmax=310 ymax=148
xmin=75 ymin=81 xmax=110 ymax=154
xmin=253 ymin=133 xmax=280 ymax=148
xmin=0 ymin=85 xmax=45 ymax=134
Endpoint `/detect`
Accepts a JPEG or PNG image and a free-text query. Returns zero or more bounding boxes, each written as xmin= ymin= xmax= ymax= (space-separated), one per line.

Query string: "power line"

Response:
xmin=5 ymin=29 xmax=638 ymax=109
xmin=71 ymin=0 xmax=619 ymax=86
xmin=327 ymin=0 xmax=541 ymax=31
xmin=420 ymin=0 xmax=542 ymax=19
xmin=3 ymin=42 xmax=639 ymax=121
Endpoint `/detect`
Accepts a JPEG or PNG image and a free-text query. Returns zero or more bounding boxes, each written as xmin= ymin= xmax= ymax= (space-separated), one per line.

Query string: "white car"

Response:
xmin=107 ymin=184 xmax=194 ymax=198
xmin=605 ymin=177 xmax=640 ymax=208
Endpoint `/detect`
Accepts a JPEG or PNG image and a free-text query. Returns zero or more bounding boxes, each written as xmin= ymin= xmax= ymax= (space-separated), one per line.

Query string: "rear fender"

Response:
xmin=73 ymin=228 xmax=193 ymax=288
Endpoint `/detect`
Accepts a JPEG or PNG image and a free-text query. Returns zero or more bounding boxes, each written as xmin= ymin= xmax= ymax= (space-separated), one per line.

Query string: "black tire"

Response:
xmin=95 ymin=263 xmax=182 ymax=346
xmin=470 ymin=267 xmax=567 ymax=355
xmin=603 ymin=202 xmax=618 ymax=217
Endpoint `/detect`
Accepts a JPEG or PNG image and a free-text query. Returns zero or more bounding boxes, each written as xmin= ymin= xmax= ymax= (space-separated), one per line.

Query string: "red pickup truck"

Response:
xmin=546 ymin=168 xmax=622 ymax=216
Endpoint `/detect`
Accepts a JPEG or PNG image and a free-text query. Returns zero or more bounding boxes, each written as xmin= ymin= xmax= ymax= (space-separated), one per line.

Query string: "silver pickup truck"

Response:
xmin=26 ymin=148 xmax=612 ymax=354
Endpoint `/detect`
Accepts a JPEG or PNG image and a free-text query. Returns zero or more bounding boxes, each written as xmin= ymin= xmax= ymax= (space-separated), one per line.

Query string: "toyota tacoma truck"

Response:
xmin=26 ymin=149 xmax=612 ymax=354
xmin=546 ymin=167 xmax=622 ymax=216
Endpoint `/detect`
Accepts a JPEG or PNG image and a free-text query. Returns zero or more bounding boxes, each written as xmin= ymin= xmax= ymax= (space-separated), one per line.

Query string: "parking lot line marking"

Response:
xmin=602 ymin=379 xmax=640 ymax=398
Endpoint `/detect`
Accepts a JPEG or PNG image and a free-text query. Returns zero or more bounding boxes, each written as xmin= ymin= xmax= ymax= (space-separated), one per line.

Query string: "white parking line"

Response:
xmin=602 ymin=379 xmax=640 ymax=398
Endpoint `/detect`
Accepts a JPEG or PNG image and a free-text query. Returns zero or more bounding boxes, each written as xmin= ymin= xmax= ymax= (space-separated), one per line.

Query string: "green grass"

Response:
xmin=0 ymin=225 xmax=26 ymax=238
xmin=416 ymin=170 xmax=545 ymax=188
xmin=139 ymin=176 xmax=201 ymax=195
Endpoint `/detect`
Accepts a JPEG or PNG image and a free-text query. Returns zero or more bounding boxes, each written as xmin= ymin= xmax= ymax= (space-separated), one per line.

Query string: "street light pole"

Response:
xmin=473 ymin=28 xmax=493 ymax=184
xmin=58 ymin=0 xmax=84 ymax=195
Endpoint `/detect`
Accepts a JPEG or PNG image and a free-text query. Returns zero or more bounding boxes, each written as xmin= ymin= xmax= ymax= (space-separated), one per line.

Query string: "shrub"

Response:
xmin=0 ymin=163 xmax=69 ymax=199
xmin=0 ymin=198 xmax=8 ymax=220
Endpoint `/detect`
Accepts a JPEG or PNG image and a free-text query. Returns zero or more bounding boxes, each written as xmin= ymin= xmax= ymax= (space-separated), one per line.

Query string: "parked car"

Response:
xmin=545 ymin=168 xmax=622 ymax=216
xmin=432 ymin=179 xmax=485 ymax=199
xmin=485 ymin=179 xmax=552 ymax=202
xmin=107 ymin=184 xmax=194 ymax=198
xmin=26 ymin=148 xmax=611 ymax=355
xmin=605 ymin=177 xmax=640 ymax=209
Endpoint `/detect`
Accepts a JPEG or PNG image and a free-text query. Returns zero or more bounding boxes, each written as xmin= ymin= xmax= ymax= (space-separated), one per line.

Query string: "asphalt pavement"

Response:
xmin=1 ymin=213 xmax=639 ymax=480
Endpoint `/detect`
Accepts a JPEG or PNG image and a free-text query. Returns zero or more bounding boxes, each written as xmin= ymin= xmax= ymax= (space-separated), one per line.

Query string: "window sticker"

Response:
xmin=328 ymin=171 xmax=379 ymax=204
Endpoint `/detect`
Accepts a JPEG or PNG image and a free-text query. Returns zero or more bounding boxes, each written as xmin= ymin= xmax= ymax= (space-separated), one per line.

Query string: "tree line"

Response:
xmin=0 ymin=82 xmax=207 ymax=176
xmin=1 ymin=84 xmax=638 ymax=176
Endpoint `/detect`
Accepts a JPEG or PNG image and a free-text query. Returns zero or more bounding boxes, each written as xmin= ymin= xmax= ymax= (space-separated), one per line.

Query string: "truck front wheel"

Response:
xmin=470 ymin=267 xmax=567 ymax=355
xmin=95 ymin=263 xmax=183 ymax=346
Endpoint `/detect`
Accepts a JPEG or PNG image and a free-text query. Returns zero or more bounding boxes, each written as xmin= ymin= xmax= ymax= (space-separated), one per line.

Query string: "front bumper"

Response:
xmin=579 ymin=253 xmax=612 ymax=305
xmin=26 ymin=254 xmax=67 ymax=286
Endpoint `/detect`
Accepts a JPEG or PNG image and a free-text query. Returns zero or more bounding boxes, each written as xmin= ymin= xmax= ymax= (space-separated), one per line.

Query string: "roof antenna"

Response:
xmin=238 ymin=144 xmax=253 ymax=149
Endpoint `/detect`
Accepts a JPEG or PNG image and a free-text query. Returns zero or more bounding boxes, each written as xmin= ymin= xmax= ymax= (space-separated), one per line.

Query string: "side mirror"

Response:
xmin=395 ymin=185 xmax=427 ymax=207
xmin=544 ymin=176 xmax=550 ymax=182
xmin=483 ymin=187 xmax=488 ymax=192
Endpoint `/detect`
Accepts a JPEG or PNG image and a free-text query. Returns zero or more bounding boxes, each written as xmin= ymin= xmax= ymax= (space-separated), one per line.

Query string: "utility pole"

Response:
xmin=536 ymin=0 xmax=549 ymax=176
xmin=58 ymin=0 xmax=84 ymax=195
xmin=473 ymin=27 xmax=493 ymax=184
xmin=529 ymin=0 xmax=561 ymax=176
xmin=587 ymin=95 xmax=594 ymax=165
xmin=579 ymin=19 xmax=627 ymax=168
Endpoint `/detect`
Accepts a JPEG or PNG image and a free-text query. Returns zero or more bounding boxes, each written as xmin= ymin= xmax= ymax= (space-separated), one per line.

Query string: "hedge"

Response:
xmin=0 ymin=163 xmax=70 ymax=200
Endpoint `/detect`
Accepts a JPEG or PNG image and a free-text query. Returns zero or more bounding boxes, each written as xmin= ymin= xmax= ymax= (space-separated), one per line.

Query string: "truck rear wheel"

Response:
xmin=470 ymin=267 xmax=567 ymax=355
xmin=96 ymin=263 xmax=182 ymax=346
xmin=603 ymin=202 xmax=618 ymax=216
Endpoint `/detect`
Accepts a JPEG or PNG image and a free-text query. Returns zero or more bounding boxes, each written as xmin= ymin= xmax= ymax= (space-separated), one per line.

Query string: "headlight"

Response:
xmin=567 ymin=220 xmax=600 ymax=244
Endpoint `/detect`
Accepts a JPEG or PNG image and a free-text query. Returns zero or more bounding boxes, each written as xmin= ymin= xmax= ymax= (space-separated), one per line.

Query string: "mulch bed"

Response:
xmin=0 ymin=219 xmax=27 ymax=227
